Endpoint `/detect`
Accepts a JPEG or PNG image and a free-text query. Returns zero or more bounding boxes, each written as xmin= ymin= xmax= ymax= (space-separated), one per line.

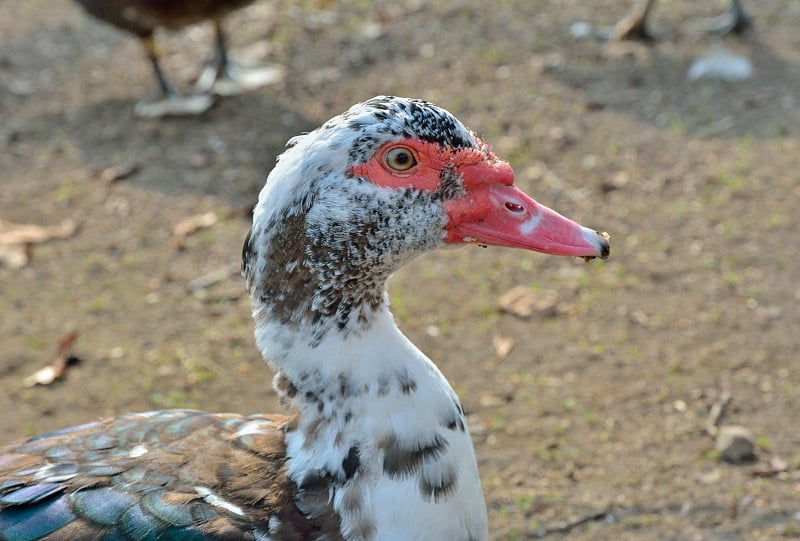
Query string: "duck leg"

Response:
xmin=609 ymin=0 xmax=751 ymax=42
xmin=702 ymin=0 xmax=752 ymax=36
xmin=135 ymin=34 xmax=214 ymax=118
xmin=194 ymin=20 xmax=284 ymax=97
xmin=608 ymin=0 xmax=657 ymax=42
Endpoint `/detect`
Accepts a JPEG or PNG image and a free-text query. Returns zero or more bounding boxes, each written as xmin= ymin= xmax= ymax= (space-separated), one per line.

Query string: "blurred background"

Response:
xmin=1 ymin=0 xmax=799 ymax=538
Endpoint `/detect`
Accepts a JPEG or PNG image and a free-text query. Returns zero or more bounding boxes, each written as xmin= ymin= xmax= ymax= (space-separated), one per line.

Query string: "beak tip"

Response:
xmin=598 ymin=231 xmax=611 ymax=259
xmin=581 ymin=227 xmax=611 ymax=260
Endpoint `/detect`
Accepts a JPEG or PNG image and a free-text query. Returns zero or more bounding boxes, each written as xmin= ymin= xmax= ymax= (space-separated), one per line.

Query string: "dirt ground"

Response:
xmin=1 ymin=1 xmax=799 ymax=539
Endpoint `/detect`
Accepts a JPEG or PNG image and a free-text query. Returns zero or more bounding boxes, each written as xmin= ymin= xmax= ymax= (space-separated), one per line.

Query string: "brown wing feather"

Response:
xmin=0 ymin=410 xmax=343 ymax=540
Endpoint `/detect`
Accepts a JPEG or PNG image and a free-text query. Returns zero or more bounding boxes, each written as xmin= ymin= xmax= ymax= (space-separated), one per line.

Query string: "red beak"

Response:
xmin=444 ymin=182 xmax=610 ymax=260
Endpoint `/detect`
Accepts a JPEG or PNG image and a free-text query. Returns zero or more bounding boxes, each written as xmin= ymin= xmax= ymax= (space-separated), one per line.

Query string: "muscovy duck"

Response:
xmin=73 ymin=0 xmax=281 ymax=118
xmin=610 ymin=0 xmax=751 ymax=41
xmin=0 ymin=96 xmax=610 ymax=540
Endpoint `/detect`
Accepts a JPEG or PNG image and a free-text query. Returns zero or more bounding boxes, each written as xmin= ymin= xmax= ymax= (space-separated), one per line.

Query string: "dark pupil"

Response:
xmin=394 ymin=151 xmax=409 ymax=165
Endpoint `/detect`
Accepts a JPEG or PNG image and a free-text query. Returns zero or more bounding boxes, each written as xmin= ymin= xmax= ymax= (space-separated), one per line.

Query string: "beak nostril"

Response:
xmin=505 ymin=202 xmax=525 ymax=213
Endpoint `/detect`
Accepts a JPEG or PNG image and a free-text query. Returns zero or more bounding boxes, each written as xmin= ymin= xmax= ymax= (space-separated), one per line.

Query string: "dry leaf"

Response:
xmin=0 ymin=245 xmax=30 ymax=269
xmin=492 ymin=334 xmax=515 ymax=362
xmin=499 ymin=286 xmax=560 ymax=318
xmin=98 ymin=161 xmax=140 ymax=183
xmin=751 ymin=455 xmax=789 ymax=478
xmin=0 ymin=218 xmax=77 ymax=245
xmin=172 ymin=212 xmax=218 ymax=237
xmin=769 ymin=455 xmax=789 ymax=473
xmin=600 ymin=170 xmax=629 ymax=194
xmin=23 ymin=331 xmax=81 ymax=387
xmin=187 ymin=263 xmax=241 ymax=292
xmin=478 ymin=394 xmax=506 ymax=408
xmin=0 ymin=218 xmax=78 ymax=269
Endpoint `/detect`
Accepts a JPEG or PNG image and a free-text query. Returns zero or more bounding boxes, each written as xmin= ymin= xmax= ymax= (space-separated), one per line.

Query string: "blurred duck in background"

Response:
xmin=74 ymin=0 xmax=283 ymax=118
xmin=610 ymin=0 xmax=751 ymax=41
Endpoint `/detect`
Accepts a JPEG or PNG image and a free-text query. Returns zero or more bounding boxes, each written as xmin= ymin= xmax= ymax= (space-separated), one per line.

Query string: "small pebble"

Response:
xmin=687 ymin=47 xmax=753 ymax=82
xmin=715 ymin=425 xmax=756 ymax=463
xmin=569 ymin=21 xmax=593 ymax=40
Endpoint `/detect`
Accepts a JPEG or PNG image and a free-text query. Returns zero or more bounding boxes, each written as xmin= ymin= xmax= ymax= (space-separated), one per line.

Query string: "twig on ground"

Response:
xmin=705 ymin=387 xmax=732 ymax=437
xmin=22 ymin=331 xmax=82 ymax=387
xmin=187 ymin=263 xmax=241 ymax=292
xmin=533 ymin=509 xmax=615 ymax=538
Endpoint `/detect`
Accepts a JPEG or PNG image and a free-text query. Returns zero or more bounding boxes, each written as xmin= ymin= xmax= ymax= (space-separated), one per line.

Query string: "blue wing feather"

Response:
xmin=0 ymin=495 xmax=76 ymax=541
xmin=0 ymin=483 xmax=65 ymax=506
xmin=69 ymin=486 xmax=137 ymax=526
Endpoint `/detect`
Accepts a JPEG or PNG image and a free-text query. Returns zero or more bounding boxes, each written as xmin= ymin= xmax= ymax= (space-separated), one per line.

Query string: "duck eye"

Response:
xmin=385 ymin=147 xmax=417 ymax=172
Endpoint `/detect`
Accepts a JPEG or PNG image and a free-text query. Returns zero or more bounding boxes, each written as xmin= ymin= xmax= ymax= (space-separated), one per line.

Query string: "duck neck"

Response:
xmin=253 ymin=301 xmax=488 ymax=540
xmin=251 ymin=284 xmax=476 ymax=472
xmin=253 ymin=295 xmax=454 ymax=417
